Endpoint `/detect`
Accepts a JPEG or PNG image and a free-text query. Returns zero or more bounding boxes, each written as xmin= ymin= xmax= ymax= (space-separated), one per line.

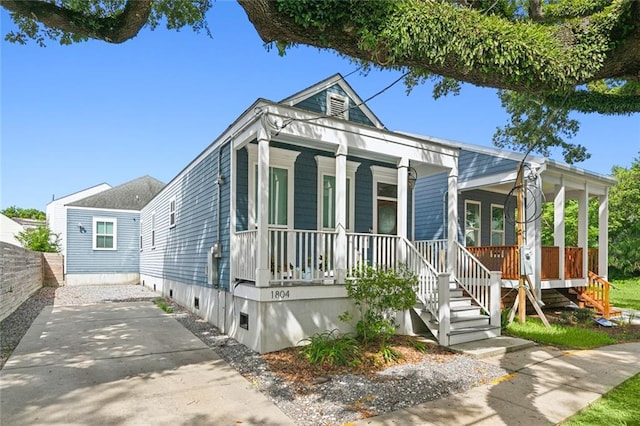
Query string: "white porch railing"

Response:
xmin=402 ymin=237 xmax=440 ymax=319
xmin=454 ymin=241 xmax=492 ymax=316
xmin=269 ymin=229 xmax=336 ymax=285
xmin=235 ymin=230 xmax=257 ymax=281
xmin=413 ymin=239 xmax=447 ymax=273
xmin=346 ymin=233 xmax=399 ymax=275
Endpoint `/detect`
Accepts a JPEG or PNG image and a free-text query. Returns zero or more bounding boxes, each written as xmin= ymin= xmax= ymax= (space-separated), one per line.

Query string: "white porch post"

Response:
xmin=397 ymin=158 xmax=409 ymax=263
xmin=554 ymin=178 xmax=566 ymax=280
xmin=598 ymin=188 xmax=609 ymax=279
xmin=256 ymin=129 xmax=271 ymax=287
xmin=578 ymin=182 xmax=589 ymax=278
xmin=447 ymin=165 xmax=458 ymax=275
xmin=335 ymin=145 xmax=347 ymax=283
xmin=437 ymin=272 xmax=451 ymax=346
xmin=526 ymin=172 xmax=543 ymax=298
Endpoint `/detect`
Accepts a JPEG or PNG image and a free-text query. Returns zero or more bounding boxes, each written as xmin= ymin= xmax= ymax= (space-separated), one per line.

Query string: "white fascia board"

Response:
xmin=48 ymin=183 xmax=112 ymax=207
xmin=397 ymin=131 xmax=543 ymax=163
xmin=66 ymin=206 xmax=141 ymax=214
xmin=542 ymin=169 xmax=612 ymax=195
xmin=543 ymin=160 xmax=617 ymax=186
xmin=263 ymin=104 xmax=458 ymax=169
xmin=458 ymin=169 xmax=520 ymax=191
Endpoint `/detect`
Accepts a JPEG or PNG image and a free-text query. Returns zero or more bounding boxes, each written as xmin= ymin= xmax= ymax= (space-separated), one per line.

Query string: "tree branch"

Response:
xmin=239 ymin=0 xmax=640 ymax=93
xmin=0 ymin=0 xmax=152 ymax=43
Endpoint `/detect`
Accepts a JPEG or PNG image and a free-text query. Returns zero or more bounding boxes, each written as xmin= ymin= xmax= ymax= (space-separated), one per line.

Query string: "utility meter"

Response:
xmin=520 ymin=246 xmax=533 ymax=276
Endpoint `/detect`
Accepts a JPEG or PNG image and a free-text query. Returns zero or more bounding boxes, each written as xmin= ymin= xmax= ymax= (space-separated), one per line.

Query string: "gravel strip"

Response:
xmin=1 ymin=285 xmax=508 ymax=425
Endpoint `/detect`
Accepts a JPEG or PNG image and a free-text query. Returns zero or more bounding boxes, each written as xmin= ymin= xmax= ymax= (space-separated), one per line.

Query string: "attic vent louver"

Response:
xmin=327 ymin=93 xmax=348 ymax=120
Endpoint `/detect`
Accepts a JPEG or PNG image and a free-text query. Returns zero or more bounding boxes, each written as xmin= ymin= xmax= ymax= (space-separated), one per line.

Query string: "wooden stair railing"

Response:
xmin=573 ymin=271 xmax=621 ymax=319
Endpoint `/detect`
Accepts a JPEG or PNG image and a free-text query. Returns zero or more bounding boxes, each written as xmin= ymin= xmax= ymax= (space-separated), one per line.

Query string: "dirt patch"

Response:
xmin=262 ymin=335 xmax=454 ymax=392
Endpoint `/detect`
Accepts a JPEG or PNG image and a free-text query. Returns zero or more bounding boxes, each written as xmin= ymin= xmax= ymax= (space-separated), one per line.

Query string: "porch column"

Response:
xmin=397 ymin=158 xmax=409 ymax=263
xmin=256 ymin=129 xmax=271 ymax=287
xmin=335 ymin=145 xmax=347 ymax=283
xmin=554 ymin=178 xmax=566 ymax=280
xmin=447 ymin=165 xmax=458 ymax=275
xmin=598 ymin=188 xmax=609 ymax=279
xmin=578 ymin=182 xmax=589 ymax=279
xmin=526 ymin=171 xmax=543 ymax=299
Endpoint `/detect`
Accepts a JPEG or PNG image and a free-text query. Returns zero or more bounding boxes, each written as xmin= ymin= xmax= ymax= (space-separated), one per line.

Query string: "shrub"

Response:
xmin=344 ymin=264 xmax=418 ymax=344
xmin=298 ymin=329 xmax=361 ymax=368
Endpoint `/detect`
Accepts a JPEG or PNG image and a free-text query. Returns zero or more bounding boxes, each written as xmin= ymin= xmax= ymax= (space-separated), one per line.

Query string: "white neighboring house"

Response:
xmin=46 ymin=183 xmax=112 ymax=259
xmin=0 ymin=214 xmax=26 ymax=247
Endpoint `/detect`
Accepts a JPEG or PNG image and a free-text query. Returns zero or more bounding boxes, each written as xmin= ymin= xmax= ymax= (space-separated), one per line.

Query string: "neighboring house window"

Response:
xmin=151 ymin=212 xmax=156 ymax=248
xmin=93 ymin=217 xmax=117 ymax=250
xmin=327 ymin=93 xmax=348 ymax=120
xmin=315 ymin=156 xmax=359 ymax=231
xmin=490 ymin=204 xmax=505 ymax=245
xmin=465 ymin=201 xmax=481 ymax=247
xmin=169 ymin=197 xmax=176 ymax=228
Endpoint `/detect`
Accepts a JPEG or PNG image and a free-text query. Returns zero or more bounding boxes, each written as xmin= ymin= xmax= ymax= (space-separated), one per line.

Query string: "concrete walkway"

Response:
xmin=0 ymin=302 xmax=294 ymax=426
xmin=356 ymin=341 xmax=640 ymax=425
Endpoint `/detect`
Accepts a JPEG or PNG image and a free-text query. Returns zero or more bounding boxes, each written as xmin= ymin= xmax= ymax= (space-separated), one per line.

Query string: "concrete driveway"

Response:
xmin=0 ymin=302 xmax=293 ymax=426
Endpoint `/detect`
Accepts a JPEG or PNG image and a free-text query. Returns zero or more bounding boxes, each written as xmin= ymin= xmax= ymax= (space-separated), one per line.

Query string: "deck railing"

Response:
xmin=269 ymin=229 xmax=336 ymax=284
xmin=401 ymin=238 xmax=440 ymax=318
xmin=588 ymin=249 xmax=599 ymax=275
xmin=235 ymin=230 xmax=257 ymax=281
xmin=346 ymin=233 xmax=399 ymax=276
xmin=465 ymin=246 xmax=519 ymax=279
xmin=413 ymin=239 xmax=447 ymax=273
xmin=541 ymin=246 xmax=560 ymax=279
xmin=584 ymin=271 xmax=613 ymax=319
xmin=564 ymin=247 xmax=584 ymax=279
xmin=455 ymin=242 xmax=493 ymax=316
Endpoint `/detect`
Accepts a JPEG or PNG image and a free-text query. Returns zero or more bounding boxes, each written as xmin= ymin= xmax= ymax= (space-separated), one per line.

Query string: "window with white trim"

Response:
xmin=371 ymin=166 xmax=398 ymax=235
xmin=246 ymin=145 xmax=300 ymax=228
xmin=465 ymin=201 xmax=481 ymax=247
xmin=327 ymin=93 xmax=349 ymax=120
xmin=315 ymin=156 xmax=359 ymax=231
xmin=490 ymin=204 xmax=505 ymax=245
xmin=151 ymin=212 xmax=156 ymax=248
xmin=93 ymin=217 xmax=117 ymax=250
xmin=169 ymin=196 xmax=176 ymax=228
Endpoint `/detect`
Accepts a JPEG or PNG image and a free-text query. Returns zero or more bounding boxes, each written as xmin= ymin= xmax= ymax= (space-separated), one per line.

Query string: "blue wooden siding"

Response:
xmin=292 ymin=84 xmax=375 ymax=127
xmin=458 ymin=150 xmax=519 ymax=181
xmin=66 ymin=208 xmax=140 ymax=273
xmin=414 ymin=172 xmax=448 ymax=240
xmin=460 ymin=190 xmax=516 ymax=246
xmin=234 ymin=141 xmax=398 ymax=234
xmin=140 ymin=144 xmax=231 ymax=290
xmin=414 ymin=175 xmax=516 ymax=245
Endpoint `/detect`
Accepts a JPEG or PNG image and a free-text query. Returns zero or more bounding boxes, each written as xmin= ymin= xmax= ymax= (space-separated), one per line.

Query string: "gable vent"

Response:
xmin=327 ymin=93 xmax=348 ymax=120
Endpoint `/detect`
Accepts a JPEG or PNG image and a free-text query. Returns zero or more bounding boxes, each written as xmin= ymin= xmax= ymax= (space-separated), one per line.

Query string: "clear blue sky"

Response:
xmin=2 ymin=1 xmax=638 ymax=213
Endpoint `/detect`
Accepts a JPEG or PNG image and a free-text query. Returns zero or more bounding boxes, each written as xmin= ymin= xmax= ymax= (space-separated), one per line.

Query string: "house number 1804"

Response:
xmin=271 ymin=290 xmax=290 ymax=300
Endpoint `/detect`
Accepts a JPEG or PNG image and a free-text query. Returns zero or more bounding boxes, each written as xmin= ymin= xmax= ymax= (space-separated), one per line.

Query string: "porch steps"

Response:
xmin=414 ymin=284 xmax=500 ymax=346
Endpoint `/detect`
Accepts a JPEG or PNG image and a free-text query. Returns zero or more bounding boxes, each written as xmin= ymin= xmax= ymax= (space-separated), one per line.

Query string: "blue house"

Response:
xmin=65 ymin=176 xmax=164 ymax=286
xmin=138 ymin=75 xmax=615 ymax=353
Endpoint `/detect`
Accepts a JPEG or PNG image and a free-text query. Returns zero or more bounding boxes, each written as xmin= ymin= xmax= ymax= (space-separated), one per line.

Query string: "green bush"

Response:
xmin=344 ymin=264 xmax=418 ymax=344
xmin=298 ymin=329 xmax=361 ymax=368
xmin=16 ymin=226 xmax=60 ymax=253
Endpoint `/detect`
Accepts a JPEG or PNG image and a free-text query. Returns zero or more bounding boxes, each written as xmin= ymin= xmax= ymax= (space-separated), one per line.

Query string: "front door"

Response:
xmin=377 ymin=199 xmax=397 ymax=235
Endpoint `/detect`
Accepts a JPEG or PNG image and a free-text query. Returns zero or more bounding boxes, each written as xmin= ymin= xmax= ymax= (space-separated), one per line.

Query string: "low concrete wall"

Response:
xmin=0 ymin=242 xmax=43 ymax=321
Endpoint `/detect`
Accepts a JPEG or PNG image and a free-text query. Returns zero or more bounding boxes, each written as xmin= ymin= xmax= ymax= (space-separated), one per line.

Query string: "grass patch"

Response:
xmin=154 ymin=298 xmax=174 ymax=314
xmin=505 ymin=318 xmax=616 ymax=349
xmin=563 ymin=373 xmax=640 ymax=425
xmin=610 ymin=278 xmax=640 ymax=311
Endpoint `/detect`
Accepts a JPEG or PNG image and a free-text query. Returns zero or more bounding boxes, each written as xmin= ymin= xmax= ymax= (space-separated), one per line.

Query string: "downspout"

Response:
xmin=216 ymin=138 xmax=232 ymax=334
